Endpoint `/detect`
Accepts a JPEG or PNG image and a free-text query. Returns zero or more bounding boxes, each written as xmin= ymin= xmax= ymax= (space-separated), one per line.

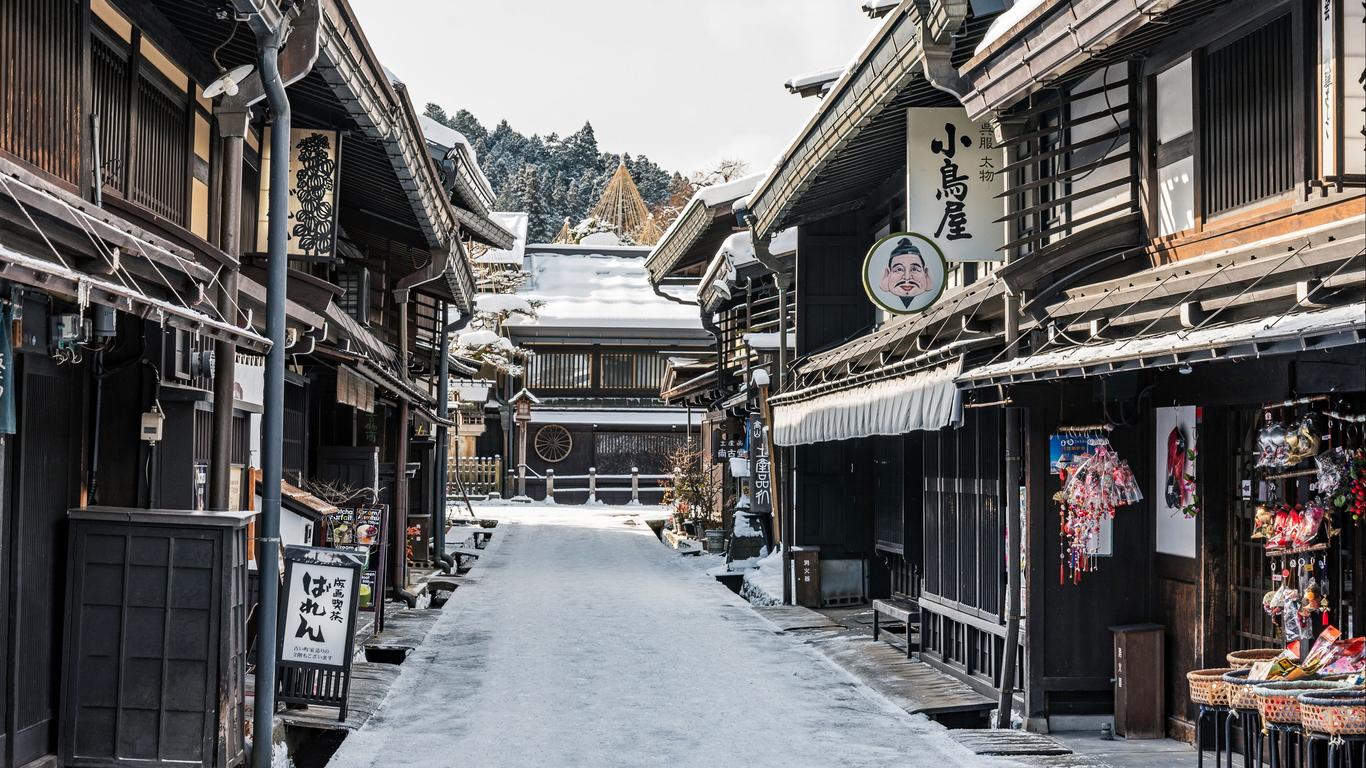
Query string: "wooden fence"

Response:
xmin=454 ymin=455 xmax=503 ymax=498
xmin=534 ymin=467 xmax=672 ymax=505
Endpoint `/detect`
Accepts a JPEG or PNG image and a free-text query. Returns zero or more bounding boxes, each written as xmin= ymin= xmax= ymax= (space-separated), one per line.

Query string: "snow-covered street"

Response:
xmin=326 ymin=504 xmax=1005 ymax=768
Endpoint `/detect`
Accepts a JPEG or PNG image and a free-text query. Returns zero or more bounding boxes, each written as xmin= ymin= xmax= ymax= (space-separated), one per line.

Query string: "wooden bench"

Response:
xmin=872 ymin=596 xmax=919 ymax=658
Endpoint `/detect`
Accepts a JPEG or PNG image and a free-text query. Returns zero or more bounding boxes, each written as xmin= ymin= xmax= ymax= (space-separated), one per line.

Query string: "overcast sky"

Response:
xmin=348 ymin=0 xmax=877 ymax=176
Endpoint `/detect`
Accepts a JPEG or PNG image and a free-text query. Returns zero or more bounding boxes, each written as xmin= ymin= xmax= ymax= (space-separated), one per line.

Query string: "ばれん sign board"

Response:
xmin=276 ymin=546 xmax=365 ymax=720
xmin=861 ymin=232 xmax=948 ymax=315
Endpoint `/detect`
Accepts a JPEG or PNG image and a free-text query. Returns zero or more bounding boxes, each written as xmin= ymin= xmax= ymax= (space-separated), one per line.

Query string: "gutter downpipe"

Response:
xmin=995 ymin=117 xmax=1027 ymax=730
xmin=254 ymin=25 xmax=290 ymax=768
xmin=744 ymin=222 xmax=792 ymax=605
xmin=391 ymin=292 xmax=417 ymax=607
xmin=210 ymin=109 xmax=246 ymax=511
xmin=433 ymin=300 xmax=454 ymax=573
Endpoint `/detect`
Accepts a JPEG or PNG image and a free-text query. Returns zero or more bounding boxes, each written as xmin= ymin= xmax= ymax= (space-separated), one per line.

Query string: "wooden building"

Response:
xmin=0 ymin=0 xmax=502 ymax=763
xmin=740 ymin=0 xmax=1365 ymax=745
xmin=499 ymin=242 xmax=710 ymax=503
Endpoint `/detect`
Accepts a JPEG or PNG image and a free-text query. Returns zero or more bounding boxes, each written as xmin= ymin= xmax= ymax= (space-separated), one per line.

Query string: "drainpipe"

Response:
xmin=253 ymin=24 xmax=290 ymax=768
xmin=996 ymin=116 xmax=1027 ymax=730
xmin=740 ymin=211 xmax=793 ymax=605
xmin=433 ymin=300 xmax=454 ymax=573
xmin=391 ymin=293 xmax=416 ymax=606
xmin=210 ymin=106 xmax=249 ymax=511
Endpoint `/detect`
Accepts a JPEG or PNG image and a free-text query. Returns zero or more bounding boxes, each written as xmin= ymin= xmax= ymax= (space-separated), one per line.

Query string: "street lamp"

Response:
xmin=509 ymin=388 xmax=540 ymax=502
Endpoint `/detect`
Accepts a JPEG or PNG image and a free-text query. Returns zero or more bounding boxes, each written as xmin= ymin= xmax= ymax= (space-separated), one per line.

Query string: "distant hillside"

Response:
xmin=424 ymin=104 xmax=689 ymax=243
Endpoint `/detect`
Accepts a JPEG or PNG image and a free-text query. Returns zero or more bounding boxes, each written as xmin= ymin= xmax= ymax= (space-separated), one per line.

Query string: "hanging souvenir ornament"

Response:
xmin=1056 ymin=435 xmax=1141 ymax=584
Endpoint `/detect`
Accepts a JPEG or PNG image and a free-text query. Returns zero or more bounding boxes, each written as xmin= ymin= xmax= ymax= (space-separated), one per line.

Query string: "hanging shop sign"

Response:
xmin=337 ymin=365 xmax=375 ymax=413
xmin=1318 ymin=0 xmax=1337 ymax=178
xmin=1154 ymin=406 xmax=1199 ymax=559
xmin=1052 ymin=427 xmax=1141 ymax=583
xmin=905 ymin=108 xmax=1004 ymax=262
xmin=861 ymin=232 xmax=947 ymax=315
xmin=277 ymin=546 xmax=364 ymax=721
xmin=711 ymin=421 xmax=744 ymax=464
xmin=256 ymin=128 xmax=342 ymax=259
xmin=748 ymin=412 xmax=773 ymax=516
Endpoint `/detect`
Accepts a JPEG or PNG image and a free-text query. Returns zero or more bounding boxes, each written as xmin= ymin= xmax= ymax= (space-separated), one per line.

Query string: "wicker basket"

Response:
xmin=1227 ymin=648 xmax=1285 ymax=669
xmin=1188 ymin=667 xmax=1239 ymax=707
xmin=1222 ymin=669 xmax=1262 ymax=711
xmin=1253 ymin=680 xmax=1350 ymax=726
xmin=1300 ymin=690 xmax=1366 ymax=736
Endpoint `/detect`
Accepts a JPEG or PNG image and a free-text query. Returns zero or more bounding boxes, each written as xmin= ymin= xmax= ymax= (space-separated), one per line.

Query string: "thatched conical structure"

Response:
xmin=552 ymin=217 xmax=574 ymax=244
xmin=589 ymin=159 xmax=652 ymax=243
xmin=634 ymin=212 xmax=664 ymax=246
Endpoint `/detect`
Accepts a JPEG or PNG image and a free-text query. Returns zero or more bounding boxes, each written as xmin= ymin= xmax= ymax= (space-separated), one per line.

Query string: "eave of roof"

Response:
xmin=958 ymin=0 xmax=1237 ymax=121
xmin=748 ymin=3 xmax=948 ymax=239
xmin=645 ymin=175 xmax=762 ymax=282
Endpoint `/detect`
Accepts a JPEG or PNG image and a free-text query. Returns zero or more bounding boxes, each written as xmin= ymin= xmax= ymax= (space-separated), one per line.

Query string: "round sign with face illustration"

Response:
xmin=862 ymin=232 xmax=947 ymax=315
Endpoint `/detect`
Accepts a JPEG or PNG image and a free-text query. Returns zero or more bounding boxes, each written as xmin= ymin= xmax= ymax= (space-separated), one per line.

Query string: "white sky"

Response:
xmin=348 ymin=0 xmax=878 ymax=176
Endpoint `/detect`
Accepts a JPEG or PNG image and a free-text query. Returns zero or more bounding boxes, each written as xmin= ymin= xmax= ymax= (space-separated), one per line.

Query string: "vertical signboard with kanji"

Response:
xmin=905 ymin=108 xmax=1004 ymax=262
xmin=748 ymin=413 xmax=773 ymax=516
xmin=276 ymin=546 xmax=365 ymax=720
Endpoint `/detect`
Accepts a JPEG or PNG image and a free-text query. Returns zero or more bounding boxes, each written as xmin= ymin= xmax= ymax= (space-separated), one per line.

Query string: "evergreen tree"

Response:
xmin=422 ymin=104 xmax=693 ymax=241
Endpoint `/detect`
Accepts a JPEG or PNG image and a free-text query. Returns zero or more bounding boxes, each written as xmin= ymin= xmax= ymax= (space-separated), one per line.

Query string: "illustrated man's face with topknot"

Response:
xmin=879 ymin=240 xmax=933 ymax=305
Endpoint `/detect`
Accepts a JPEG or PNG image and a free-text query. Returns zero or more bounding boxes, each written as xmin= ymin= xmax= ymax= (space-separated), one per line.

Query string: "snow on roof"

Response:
xmin=475 ymin=293 xmax=534 ymax=315
xmin=456 ymin=329 xmax=513 ymax=351
xmin=975 ymin=0 xmax=1048 ymax=55
xmin=507 ymin=248 xmax=702 ymax=331
xmin=720 ymin=231 xmax=756 ymax=269
xmin=418 ymin=114 xmax=477 ymax=163
xmin=579 ymin=231 xmax=622 ymax=246
xmin=861 ymin=0 xmax=900 ymax=17
xmin=477 ymin=212 xmax=528 ymax=264
xmin=769 ymin=227 xmax=798 ymax=256
xmin=697 ymin=174 xmax=765 ymax=208
xmin=785 ymin=67 xmax=846 ymax=92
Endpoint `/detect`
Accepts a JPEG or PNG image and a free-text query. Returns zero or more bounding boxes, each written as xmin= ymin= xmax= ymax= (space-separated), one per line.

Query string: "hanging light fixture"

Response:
xmin=203 ymin=21 xmax=254 ymax=99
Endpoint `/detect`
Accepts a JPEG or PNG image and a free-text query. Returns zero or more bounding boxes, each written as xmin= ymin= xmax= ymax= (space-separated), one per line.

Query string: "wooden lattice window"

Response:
xmin=600 ymin=352 xmax=667 ymax=390
xmin=527 ymin=351 xmax=592 ymax=390
xmin=1201 ymin=13 xmax=1296 ymax=216
xmin=91 ymin=27 xmax=131 ymax=194
xmin=0 ymin=0 xmax=82 ymax=184
xmin=130 ymin=69 xmax=189 ymax=224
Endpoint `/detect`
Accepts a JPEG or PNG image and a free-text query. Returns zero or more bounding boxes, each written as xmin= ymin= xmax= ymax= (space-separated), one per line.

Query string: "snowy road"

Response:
xmin=326 ymin=504 xmax=1005 ymax=768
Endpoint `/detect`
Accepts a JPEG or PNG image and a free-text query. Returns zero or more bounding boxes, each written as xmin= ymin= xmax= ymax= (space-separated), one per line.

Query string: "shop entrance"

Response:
xmin=6 ymin=354 xmax=83 ymax=766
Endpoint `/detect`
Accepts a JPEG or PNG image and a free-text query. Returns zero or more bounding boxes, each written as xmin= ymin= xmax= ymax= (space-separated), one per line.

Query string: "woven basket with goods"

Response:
xmin=1222 ymin=669 xmax=1262 ymax=711
xmin=1299 ymin=690 xmax=1366 ymax=736
xmin=1227 ymin=648 xmax=1284 ymax=669
xmin=1253 ymin=680 xmax=1351 ymax=726
xmin=1188 ymin=667 xmax=1239 ymax=707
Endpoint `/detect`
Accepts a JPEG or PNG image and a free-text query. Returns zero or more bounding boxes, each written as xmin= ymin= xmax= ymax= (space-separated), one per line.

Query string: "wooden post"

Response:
xmin=588 ymin=467 xmax=597 ymax=504
xmin=630 ymin=466 xmax=640 ymax=505
xmin=516 ymin=423 xmax=528 ymax=499
xmin=546 ymin=469 xmax=555 ymax=503
xmin=494 ymin=454 xmax=503 ymax=498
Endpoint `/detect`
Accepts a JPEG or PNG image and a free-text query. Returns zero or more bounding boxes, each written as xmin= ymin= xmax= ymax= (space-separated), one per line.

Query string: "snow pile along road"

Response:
xmin=326 ymin=503 xmax=1011 ymax=768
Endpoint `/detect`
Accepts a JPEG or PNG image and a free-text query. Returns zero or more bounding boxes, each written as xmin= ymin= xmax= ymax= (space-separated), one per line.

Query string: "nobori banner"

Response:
xmin=905 ymin=108 xmax=1003 ymax=262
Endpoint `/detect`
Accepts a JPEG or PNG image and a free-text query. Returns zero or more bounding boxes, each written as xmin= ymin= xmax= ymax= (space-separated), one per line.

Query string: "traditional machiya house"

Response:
xmin=742 ymin=3 xmax=1010 ymax=707
xmin=744 ymin=0 xmax=1366 ymax=747
xmin=496 ymin=241 xmax=709 ymax=504
xmin=0 ymin=0 xmax=498 ymax=765
xmin=950 ymin=0 xmax=1366 ymax=741
xmin=645 ymin=174 xmax=794 ymax=552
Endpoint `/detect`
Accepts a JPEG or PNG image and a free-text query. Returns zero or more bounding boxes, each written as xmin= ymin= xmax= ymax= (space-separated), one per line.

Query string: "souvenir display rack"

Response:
xmin=1250 ymin=395 xmax=1366 ymax=656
